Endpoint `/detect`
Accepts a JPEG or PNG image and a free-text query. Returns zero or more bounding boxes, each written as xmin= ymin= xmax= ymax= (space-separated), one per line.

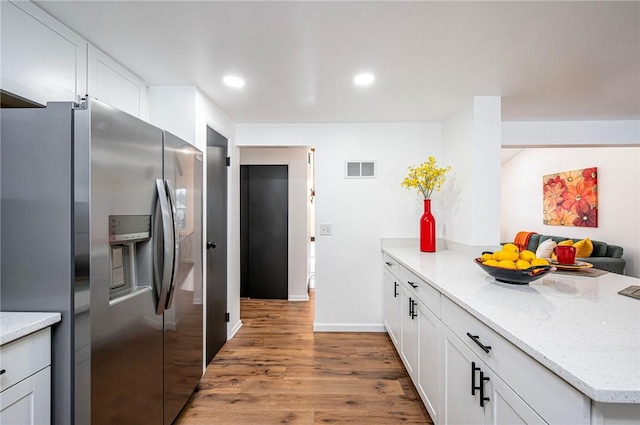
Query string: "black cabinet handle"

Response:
xmin=409 ymin=297 xmax=413 ymax=317
xmin=207 ymin=241 xmax=217 ymax=250
xmin=471 ymin=362 xmax=481 ymax=395
xmin=0 ymin=369 xmax=5 ymax=375
xmin=394 ymin=282 xmax=399 ymax=298
xmin=385 ymin=261 xmax=393 ymax=266
xmin=479 ymin=371 xmax=490 ymax=407
xmin=411 ymin=300 xmax=418 ymax=319
xmin=467 ymin=332 xmax=492 ymax=353
xmin=408 ymin=281 xmax=418 ymax=289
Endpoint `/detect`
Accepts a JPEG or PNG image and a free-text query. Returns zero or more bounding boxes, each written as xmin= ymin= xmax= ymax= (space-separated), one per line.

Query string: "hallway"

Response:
xmin=175 ymin=291 xmax=432 ymax=424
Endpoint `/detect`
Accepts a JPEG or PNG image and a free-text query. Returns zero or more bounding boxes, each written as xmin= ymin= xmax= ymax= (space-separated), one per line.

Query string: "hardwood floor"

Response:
xmin=174 ymin=290 xmax=433 ymax=424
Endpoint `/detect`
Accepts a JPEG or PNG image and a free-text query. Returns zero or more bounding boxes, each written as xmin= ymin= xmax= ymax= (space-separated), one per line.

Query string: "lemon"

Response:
xmin=498 ymin=260 xmax=517 ymax=269
xmin=516 ymin=259 xmax=531 ymax=270
xmin=531 ymin=258 xmax=550 ymax=267
xmin=495 ymin=250 xmax=519 ymax=262
xmin=519 ymin=250 xmax=536 ymax=262
xmin=480 ymin=253 xmax=493 ymax=262
xmin=482 ymin=259 xmax=500 ymax=267
xmin=502 ymin=243 xmax=519 ymax=253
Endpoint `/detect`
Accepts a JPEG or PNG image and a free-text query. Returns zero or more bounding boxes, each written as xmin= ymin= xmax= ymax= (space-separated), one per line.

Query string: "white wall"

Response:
xmin=441 ymin=97 xmax=502 ymax=248
xmin=148 ymin=86 xmax=197 ymax=146
xmin=501 ymin=147 xmax=640 ymax=278
xmin=240 ymin=147 xmax=310 ymax=301
xmin=236 ymin=123 xmax=440 ymax=331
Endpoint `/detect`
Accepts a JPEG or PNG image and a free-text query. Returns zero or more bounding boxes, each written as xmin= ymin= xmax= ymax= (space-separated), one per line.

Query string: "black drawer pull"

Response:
xmin=385 ymin=261 xmax=393 ymax=266
xmin=467 ymin=332 xmax=492 ymax=353
xmin=0 ymin=369 xmax=5 ymax=375
xmin=479 ymin=371 xmax=490 ymax=407
xmin=408 ymin=281 xmax=418 ymax=289
xmin=411 ymin=300 xmax=418 ymax=319
xmin=471 ymin=362 xmax=480 ymax=395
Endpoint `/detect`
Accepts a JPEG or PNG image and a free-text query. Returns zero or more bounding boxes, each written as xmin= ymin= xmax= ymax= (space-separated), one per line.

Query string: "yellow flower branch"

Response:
xmin=401 ymin=156 xmax=451 ymax=199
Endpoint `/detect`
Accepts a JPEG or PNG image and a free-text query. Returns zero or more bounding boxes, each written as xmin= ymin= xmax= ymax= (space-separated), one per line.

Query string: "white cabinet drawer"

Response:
xmin=399 ymin=266 xmax=440 ymax=318
xmin=0 ymin=328 xmax=51 ymax=392
xmin=441 ymin=296 xmax=590 ymax=424
xmin=382 ymin=253 xmax=401 ymax=279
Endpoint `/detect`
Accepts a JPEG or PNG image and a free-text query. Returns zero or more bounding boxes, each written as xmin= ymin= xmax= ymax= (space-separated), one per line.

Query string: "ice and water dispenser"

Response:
xmin=108 ymin=215 xmax=151 ymax=299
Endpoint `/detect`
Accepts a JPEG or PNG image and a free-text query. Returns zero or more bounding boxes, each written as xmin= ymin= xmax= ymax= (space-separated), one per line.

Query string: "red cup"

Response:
xmin=555 ymin=245 xmax=577 ymax=265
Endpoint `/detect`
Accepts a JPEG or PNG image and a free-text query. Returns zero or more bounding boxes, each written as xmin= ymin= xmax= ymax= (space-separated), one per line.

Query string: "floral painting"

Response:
xmin=543 ymin=167 xmax=597 ymax=227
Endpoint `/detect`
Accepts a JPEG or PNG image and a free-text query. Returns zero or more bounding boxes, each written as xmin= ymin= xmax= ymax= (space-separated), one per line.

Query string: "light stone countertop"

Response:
xmin=382 ymin=246 xmax=640 ymax=404
xmin=0 ymin=312 xmax=61 ymax=345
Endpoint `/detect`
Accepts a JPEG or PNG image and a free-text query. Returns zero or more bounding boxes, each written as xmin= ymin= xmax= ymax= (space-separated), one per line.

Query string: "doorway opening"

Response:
xmin=238 ymin=146 xmax=315 ymax=304
xmin=240 ymin=164 xmax=289 ymax=299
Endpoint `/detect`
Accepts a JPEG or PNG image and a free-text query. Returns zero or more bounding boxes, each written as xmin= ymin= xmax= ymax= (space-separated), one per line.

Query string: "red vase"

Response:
xmin=420 ymin=199 xmax=436 ymax=252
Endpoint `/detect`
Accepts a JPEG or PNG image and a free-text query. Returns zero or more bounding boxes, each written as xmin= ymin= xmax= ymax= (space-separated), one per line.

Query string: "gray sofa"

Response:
xmin=526 ymin=234 xmax=625 ymax=275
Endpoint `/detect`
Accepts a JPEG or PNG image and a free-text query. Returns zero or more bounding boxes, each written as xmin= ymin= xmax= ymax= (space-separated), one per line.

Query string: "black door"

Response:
xmin=240 ymin=165 xmax=288 ymax=299
xmin=206 ymin=127 xmax=228 ymax=364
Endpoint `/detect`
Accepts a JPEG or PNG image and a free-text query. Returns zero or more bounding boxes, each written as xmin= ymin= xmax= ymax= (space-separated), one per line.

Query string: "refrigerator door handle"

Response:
xmin=163 ymin=179 xmax=180 ymax=310
xmin=155 ymin=178 xmax=175 ymax=315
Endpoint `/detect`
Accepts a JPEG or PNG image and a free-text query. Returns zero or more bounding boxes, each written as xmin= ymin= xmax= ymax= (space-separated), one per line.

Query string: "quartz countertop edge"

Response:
xmin=382 ymin=246 xmax=640 ymax=404
xmin=0 ymin=312 xmax=62 ymax=345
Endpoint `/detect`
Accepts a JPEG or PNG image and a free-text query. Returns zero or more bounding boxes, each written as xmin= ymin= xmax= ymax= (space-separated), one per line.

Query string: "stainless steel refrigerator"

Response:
xmin=1 ymin=98 xmax=203 ymax=424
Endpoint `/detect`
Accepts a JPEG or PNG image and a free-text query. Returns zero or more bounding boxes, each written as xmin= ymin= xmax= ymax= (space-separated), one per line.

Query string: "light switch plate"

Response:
xmin=319 ymin=224 xmax=332 ymax=236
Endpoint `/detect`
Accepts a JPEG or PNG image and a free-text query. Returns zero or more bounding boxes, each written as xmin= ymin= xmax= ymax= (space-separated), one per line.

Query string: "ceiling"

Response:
xmin=34 ymin=1 xmax=640 ymax=124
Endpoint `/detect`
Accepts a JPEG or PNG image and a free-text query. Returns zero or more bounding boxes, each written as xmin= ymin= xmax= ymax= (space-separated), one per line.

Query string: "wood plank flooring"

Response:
xmin=174 ymin=290 xmax=433 ymax=424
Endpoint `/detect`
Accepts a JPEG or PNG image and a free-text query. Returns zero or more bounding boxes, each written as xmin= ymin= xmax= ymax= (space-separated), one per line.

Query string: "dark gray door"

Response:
xmin=206 ymin=127 xmax=228 ymax=364
xmin=240 ymin=165 xmax=288 ymax=300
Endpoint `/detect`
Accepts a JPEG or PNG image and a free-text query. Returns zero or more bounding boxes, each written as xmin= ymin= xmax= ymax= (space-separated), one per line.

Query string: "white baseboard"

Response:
xmin=228 ymin=320 xmax=243 ymax=340
xmin=313 ymin=322 xmax=386 ymax=332
xmin=289 ymin=294 xmax=310 ymax=302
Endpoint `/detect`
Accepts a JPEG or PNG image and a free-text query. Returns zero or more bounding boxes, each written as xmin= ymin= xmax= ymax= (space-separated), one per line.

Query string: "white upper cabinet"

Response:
xmin=0 ymin=0 xmax=87 ymax=104
xmin=87 ymin=45 xmax=148 ymax=119
xmin=1 ymin=1 xmax=148 ymax=120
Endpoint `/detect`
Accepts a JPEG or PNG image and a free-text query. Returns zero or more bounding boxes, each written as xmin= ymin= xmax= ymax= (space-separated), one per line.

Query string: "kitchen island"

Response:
xmin=382 ymin=244 xmax=639 ymax=424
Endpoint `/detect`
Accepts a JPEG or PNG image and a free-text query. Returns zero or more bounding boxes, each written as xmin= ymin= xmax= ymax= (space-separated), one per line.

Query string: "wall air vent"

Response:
xmin=345 ymin=160 xmax=377 ymax=179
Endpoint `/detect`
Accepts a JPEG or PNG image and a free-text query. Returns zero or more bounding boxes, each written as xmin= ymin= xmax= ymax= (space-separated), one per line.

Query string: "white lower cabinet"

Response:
xmin=0 ymin=367 xmax=51 ymax=425
xmin=400 ymin=283 xmax=418 ymax=378
xmin=442 ymin=325 xmax=487 ymax=424
xmin=0 ymin=328 xmax=53 ymax=425
xmin=381 ymin=254 xmax=594 ymax=425
xmin=417 ymin=298 xmax=441 ymax=423
xmin=383 ymin=269 xmax=401 ymax=348
xmin=491 ymin=373 xmax=545 ymax=425
xmin=441 ymin=326 xmax=544 ymax=425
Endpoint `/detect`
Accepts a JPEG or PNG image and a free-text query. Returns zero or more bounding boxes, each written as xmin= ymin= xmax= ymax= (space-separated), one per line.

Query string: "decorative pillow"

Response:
xmin=536 ymin=239 xmax=557 ymax=259
xmin=573 ymin=238 xmax=594 ymax=258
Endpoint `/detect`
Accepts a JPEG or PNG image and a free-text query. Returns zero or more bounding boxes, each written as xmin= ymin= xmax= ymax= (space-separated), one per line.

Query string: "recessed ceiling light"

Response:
xmin=354 ymin=73 xmax=375 ymax=86
xmin=223 ymin=76 xmax=245 ymax=88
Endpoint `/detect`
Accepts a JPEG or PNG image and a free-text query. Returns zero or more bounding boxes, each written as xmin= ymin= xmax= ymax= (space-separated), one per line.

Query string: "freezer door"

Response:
xmin=87 ymin=99 xmax=164 ymax=425
xmin=162 ymin=131 xmax=204 ymax=424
